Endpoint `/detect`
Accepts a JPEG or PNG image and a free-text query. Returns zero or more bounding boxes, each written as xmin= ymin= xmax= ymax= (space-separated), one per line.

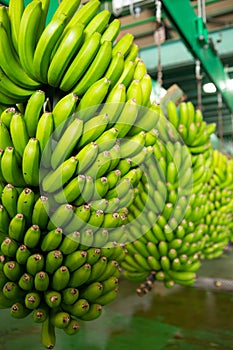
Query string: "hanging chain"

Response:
xmin=217 ymin=92 xmax=223 ymax=151
xmin=195 ymin=59 xmax=203 ymax=111
xmin=154 ymin=0 xmax=164 ymax=100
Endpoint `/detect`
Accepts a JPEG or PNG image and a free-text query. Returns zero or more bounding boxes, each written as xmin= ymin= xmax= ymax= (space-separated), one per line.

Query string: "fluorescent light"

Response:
xmin=203 ymin=82 xmax=216 ymax=93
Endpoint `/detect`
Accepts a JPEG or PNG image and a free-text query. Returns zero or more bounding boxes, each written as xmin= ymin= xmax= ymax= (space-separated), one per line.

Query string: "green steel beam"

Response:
xmin=160 ymin=0 xmax=233 ymax=112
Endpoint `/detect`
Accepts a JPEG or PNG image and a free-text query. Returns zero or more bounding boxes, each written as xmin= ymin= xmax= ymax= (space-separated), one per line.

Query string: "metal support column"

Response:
xmin=161 ymin=0 xmax=233 ymax=113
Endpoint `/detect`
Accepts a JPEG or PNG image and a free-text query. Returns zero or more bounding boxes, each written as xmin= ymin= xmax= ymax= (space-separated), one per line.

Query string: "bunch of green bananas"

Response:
xmin=121 ymin=101 xmax=233 ymax=292
xmin=199 ymin=150 xmax=233 ymax=259
xmin=0 ymin=0 xmax=159 ymax=347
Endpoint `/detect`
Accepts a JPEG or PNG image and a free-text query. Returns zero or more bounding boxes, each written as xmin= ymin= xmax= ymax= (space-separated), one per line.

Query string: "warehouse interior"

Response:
xmin=0 ymin=1 xmax=232 ymax=349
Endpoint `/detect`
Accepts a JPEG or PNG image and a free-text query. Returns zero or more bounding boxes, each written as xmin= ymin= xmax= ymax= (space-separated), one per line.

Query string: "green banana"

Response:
xmin=45 ymin=250 xmax=63 ymax=275
xmin=1 ymin=147 xmax=26 ymax=186
xmin=114 ymin=60 xmax=136 ymax=89
xmin=64 ymin=250 xmax=87 ymax=272
xmin=80 ymin=281 xmax=103 ymax=302
xmin=32 ymin=306 xmax=49 ymax=323
xmin=8 ymin=213 xmax=26 ymax=242
xmin=23 ymin=225 xmax=41 ymax=249
xmin=60 ymin=32 xmax=101 ymax=91
xmin=0 ymin=68 xmax=34 ymax=102
xmin=63 ymin=0 xmax=100 ymax=30
xmin=48 ymin=23 xmax=84 ymax=87
xmin=75 ymin=77 xmax=111 ymax=120
xmin=51 ymin=265 xmax=70 ymax=291
xmin=15 ymin=244 xmax=31 ymax=265
xmin=1 ymin=184 xmax=18 ymax=218
xmin=63 ymin=318 xmax=80 ymax=335
xmin=112 ymin=33 xmax=134 ymax=57
xmin=32 ymin=13 xmax=68 ymax=83
xmin=140 ymin=74 xmax=153 ymax=106
xmin=79 ymin=303 xmax=102 ymax=321
xmin=42 ymin=156 xmax=78 ymax=193
xmin=10 ymin=112 xmax=29 ymax=158
xmin=32 ymin=195 xmax=50 ymax=230
xmin=26 ymin=253 xmax=44 ymax=275
xmin=10 ymin=303 xmax=31 ymax=319
xmin=51 ymin=118 xmax=83 ymax=169
xmin=75 ymin=142 xmax=99 ymax=174
xmin=68 ymin=263 xmax=92 ymax=287
xmin=62 ymin=287 xmax=79 ymax=305
xmin=54 ymin=174 xmax=86 ymax=204
xmin=0 ymin=22 xmax=40 ymax=89
xmin=73 ymin=41 xmax=112 ymax=96
xmin=52 ymin=92 xmax=79 ymax=140
xmin=52 ymin=0 xmax=81 ymax=20
xmin=95 ymin=127 xmax=119 ymax=152
xmin=3 ymin=261 xmax=22 ymax=281
xmin=41 ymin=316 xmax=56 ymax=349
xmin=101 ymin=18 xmax=121 ymax=43
xmin=8 ymin=0 xmax=24 ymax=53
xmin=24 ymin=90 xmax=46 ymax=137
xmin=34 ymin=271 xmax=50 ymax=292
xmin=44 ymin=290 xmax=62 ymax=309
xmin=18 ymin=273 xmax=34 ymax=291
xmin=94 ymin=287 xmax=118 ymax=306
xmin=77 ymin=113 xmax=109 ymax=149
xmin=41 ymin=228 xmax=63 ymax=252
xmin=62 ymin=298 xmax=90 ymax=318
xmin=17 ymin=187 xmax=35 ymax=226
xmin=114 ymin=98 xmax=139 ymax=138
xmin=0 ymin=107 xmax=16 ymax=129
xmin=125 ymin=43 xmax=139 ymax=62
xmin=105 ymin=51 xmax=125 ymax=89
xmin=50 ymin=311 xmax=71 ymax=329
xmin=84 ymin=9 xmax=111 ymax=38
xmin=100 ymin=84 xmax=126 ymax=123
xmin=22 ymin=138 xmax=40 ymax=186
xmin=18 ymin=0 xmax=43 ymax=77
xmin=126 ymin=79 xmax=142 ymax=105
xmin=35 ymin=112 xmax=54 ymax=160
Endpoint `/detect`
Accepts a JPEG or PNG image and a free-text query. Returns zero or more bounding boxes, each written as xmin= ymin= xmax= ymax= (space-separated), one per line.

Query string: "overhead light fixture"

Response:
xmin=203 ymin=82 xmax=216 ymax=93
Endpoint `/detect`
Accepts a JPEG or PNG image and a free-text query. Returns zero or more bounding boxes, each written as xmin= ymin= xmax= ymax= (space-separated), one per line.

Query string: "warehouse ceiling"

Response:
xmin=104 ymin=0 xmax=233 ymax=139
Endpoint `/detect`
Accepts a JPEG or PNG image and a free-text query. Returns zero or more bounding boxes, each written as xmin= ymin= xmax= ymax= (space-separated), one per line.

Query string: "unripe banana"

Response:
xmin=3 ymin=261 xmax=22 ymax=281
xmin=32 ymin=13 xmax=69 ymax=83
xmin=45 ymin=250 xmax=63 ymax=275
xmin=1 ymin=237 xmax=18 ymax=258
xmin=73 ymin=40 xmax=112 ymax=96
xmin=10 ymin=112 xmax=29 ymax=158
xmin=24 ymin=90 xmax=46 ymax=137
xmin=60 ymin=32 xmax=101 ymax=91
xmin=42 ymin=156 xmax=78 ymax=193
xmin=26 ymin=253 xmax=44 ymax=275
xmin=52 ymin=92 xmax=79 ymax=140
xmin=51 ymin=265 xmax=70 ymax=291
xmin=22 ymin=138 xmax=40 ymax=186
xmin=48 ymin=23 xmax=84 ymax=87
xmin=23 ymin=225 xmax=41 ymax=249
xmin=18 ymin=272 xmax=34 ymax=291
xmin=51 ymin=118 xmax=83 ymax=169
xmin=41 ymin=228 xmax=63 ymax=252
xmin=32 ymin=195 xmax=50 ymax=230
xmin=17 ymin=187 xmax=35 ymax=226
xmin=1 ymin=184 xmax=18 ymax=218
xmin=75 ymin=77 xmax=111 ymax=120
xmin=0 ymin=120 xmax=13 ymax=150
xmin=15 ymin=244 xmax=31 ymax=265
xmin=8 ymin=213 xmax=26 ymax=242
xmin=112 ymin=33 xmax=134 ymax=57
xmin=10 ymin=303 xmax=32 ymax=319
xmin=68 ymin=263 xmax=92 ymax=287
